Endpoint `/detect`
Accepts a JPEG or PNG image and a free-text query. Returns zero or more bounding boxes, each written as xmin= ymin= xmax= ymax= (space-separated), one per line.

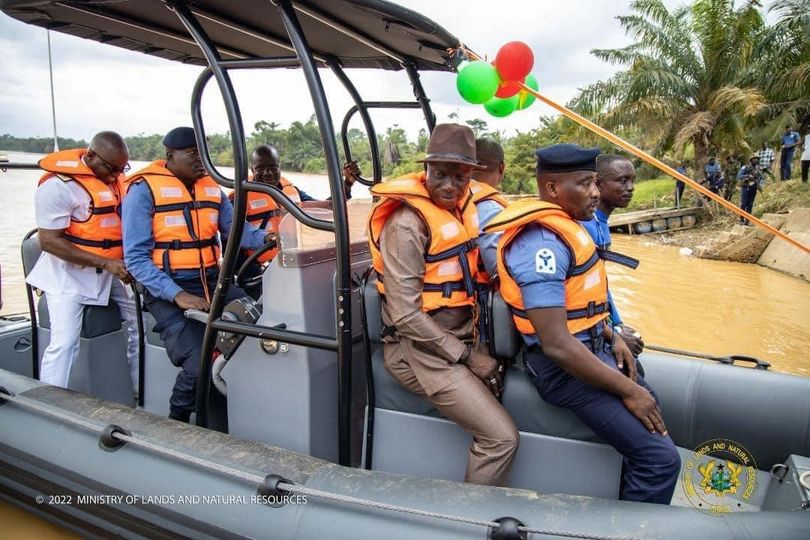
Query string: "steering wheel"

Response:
xmin=234 ymin=237 xmax=277 ymax=290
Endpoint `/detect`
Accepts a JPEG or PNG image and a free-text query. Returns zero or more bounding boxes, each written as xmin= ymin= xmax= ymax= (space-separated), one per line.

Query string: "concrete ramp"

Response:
xmin=757 ymin=208 xmax=810 ymax=281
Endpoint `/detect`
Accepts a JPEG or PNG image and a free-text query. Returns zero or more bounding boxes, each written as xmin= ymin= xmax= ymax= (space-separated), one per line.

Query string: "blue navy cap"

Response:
xmin=535 ymin=144 xmax=600 ymax=173
xmin=162 ymin=127 xmax=197 ymax=149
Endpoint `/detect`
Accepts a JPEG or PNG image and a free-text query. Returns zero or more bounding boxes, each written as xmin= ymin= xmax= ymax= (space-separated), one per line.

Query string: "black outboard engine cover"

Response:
xmin=217 ymin=297 xmax=261 ymax=359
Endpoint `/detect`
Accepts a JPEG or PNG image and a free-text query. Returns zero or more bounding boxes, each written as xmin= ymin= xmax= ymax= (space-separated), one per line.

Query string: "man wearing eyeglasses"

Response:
xmin=27 ymin=131 xmax=140 ymax=391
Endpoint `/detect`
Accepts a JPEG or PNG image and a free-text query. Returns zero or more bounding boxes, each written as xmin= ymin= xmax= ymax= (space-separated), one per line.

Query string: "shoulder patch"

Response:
xmin=535 ymin=248 xmax=556 ymax=274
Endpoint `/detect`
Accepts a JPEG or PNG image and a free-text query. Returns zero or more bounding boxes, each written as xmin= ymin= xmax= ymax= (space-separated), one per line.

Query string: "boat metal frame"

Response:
xmin=166 ymin=0 xmax=439 ymax=466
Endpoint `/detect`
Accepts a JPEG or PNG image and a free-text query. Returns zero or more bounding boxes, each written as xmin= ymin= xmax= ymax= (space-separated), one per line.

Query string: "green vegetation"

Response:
xmin=3 ymin=0 xmax=806 ymax=198
xmin=619 ymin=178 xmax=677 ymax=212
xmin=566 ymin=0 xmax=808 ymax=171
xmin=0 ymin=134 xmax=88 ymax=153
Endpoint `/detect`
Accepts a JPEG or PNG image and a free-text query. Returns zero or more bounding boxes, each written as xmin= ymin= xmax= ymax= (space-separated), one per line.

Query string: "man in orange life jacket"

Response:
xmin=231 ymin=143 xmax=356 ymax=298
xmin=123 ymin=127 xmax=272 ymax=422
xmin=484 ymin=144 xmax=680 ymax=503
xmin=27 ymin=131 xmax=140 ymax=390
xmin=368 ymin=124 xmax=518 ymax=486
xmin=469 ymin=138 xmax=509 ymax=346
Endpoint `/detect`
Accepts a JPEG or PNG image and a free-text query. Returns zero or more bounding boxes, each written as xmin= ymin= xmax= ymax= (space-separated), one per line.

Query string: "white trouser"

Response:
xmin=39 ymin=280 xmax=140 ymax=390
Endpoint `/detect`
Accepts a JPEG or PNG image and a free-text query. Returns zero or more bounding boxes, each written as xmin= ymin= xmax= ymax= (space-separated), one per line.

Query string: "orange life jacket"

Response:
xmin=228 ymin=177 xmax=301 ymax=263
xmin=368 ymin=172 xmax=480 ymax=312
xmin=484 ymin=200 xmax=609 ymax=335
xmin=127 ymin=161 xmax=221 ymax=272
xmin=469 ymin=179 xmax=509 ymax=286
xmin=37 ymin=148 xmax=124 ymax=259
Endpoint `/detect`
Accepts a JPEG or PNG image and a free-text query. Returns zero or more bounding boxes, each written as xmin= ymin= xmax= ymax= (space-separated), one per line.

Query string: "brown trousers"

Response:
xmin=385 ymin=341 xmax=519 ymax=486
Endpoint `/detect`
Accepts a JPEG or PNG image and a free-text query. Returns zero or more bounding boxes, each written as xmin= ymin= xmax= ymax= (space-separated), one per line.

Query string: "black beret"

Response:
xmin=162 ymin=126 xmax=197 ymax=150
xmin=535 ymin=143 xmax=600 ymax=173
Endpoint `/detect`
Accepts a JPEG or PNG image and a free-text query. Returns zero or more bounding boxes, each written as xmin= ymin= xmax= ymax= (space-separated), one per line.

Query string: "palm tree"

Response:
xmin=747 ymin=0 xmax=809 ymax=137
xmin=569 ymin=0 xmax=766 ymax=169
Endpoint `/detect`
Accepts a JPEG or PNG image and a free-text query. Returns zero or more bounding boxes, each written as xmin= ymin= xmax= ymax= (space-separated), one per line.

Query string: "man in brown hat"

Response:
xmin=367 ymin=123 xmax=519 ymax=486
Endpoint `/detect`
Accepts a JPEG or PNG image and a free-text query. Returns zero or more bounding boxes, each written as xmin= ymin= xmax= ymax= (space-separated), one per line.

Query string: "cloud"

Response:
xmin=0 ymin=0 xmax=691 ymax=140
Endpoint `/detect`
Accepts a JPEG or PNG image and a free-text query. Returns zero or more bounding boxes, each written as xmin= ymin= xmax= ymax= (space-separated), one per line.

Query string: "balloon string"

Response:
xmin=455 ymin=47 xmax=809 ymax=256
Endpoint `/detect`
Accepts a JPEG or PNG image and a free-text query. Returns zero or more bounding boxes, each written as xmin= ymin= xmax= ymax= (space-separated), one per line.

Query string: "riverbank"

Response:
xmin=649 ymin=179 xmax=810 ymax=280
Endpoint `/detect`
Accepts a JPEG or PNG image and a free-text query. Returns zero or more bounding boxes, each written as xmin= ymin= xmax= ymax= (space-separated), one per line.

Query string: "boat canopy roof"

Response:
xmin=0 ymin=0 xmax=461 ymax=71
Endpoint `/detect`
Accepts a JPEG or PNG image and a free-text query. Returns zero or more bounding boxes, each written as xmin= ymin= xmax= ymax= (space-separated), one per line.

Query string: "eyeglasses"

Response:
xmin=91 ymin=151 xmax=130 ymax=175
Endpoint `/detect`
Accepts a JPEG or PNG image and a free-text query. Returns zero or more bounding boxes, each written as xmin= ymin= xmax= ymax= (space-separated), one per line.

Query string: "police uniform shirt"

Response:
xmin=504 ymin=223 xmax=603 ymax=348
xmin=26 ymin=177 xmax=116 ymax=304
xmin=781 ymin=130 xmax=800 ymax=148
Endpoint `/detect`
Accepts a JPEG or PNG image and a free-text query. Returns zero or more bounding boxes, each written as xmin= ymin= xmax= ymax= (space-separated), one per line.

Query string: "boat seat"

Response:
xmin=141 ymin=309 xmax=181 ymax=417
xmin=37 ymin=295 xmax=123 ymax=337
xmin=364 ymin=274 xmax=597 ymax=441
xmin=21 ymin=231 xmax=133 ymax=406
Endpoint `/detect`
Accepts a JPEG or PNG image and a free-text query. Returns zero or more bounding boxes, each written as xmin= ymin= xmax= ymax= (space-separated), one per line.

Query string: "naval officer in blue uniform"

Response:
xmin=487 ymin=144 xmax=680 ymax=504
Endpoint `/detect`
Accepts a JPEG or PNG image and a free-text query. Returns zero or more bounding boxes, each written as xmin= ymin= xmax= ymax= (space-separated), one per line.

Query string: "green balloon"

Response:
xmin=517 ymin=73 xmax=539 ymax=110
xmin=456 ymin=61 xmax=500 ymax=105
xmin=484 ymin=95 xmax=519 ymax=118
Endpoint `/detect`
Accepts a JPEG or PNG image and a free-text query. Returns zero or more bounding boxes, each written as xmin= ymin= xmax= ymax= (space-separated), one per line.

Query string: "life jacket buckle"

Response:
xmin=170 ymin=239 xmax=182 ymax=250
xmin=586 ymin=301 xmax=596 ymax=318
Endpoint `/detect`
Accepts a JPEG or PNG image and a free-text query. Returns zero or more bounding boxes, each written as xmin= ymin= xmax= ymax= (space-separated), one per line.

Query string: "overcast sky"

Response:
xmin=1 ymin=0 xmax=711 ymax=141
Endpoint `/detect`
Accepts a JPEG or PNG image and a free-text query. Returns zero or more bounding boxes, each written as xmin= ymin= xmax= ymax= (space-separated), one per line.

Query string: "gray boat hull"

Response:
xmin=1 ymin=369 xmax=808 ymax=539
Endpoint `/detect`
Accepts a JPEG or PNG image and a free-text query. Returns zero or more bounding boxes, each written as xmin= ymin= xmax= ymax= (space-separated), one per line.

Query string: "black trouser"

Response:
xmin=525 ymin=342 xmax=680 ymax=504
xmin=802 ymin=160 xmax=809 ymax=183
xmin=739 ymin=185 xmax=757 ymax=224
xmin=780 ymin=149 xmax=795 ymax=180
xmin=675 ymin=181 xmax=685 ymax=206
xmin=144 ymin=270 xmax=246 ymax=421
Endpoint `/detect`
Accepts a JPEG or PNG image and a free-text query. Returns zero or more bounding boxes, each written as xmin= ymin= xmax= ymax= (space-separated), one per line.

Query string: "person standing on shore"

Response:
xmin=737 ymin=155 xmax=764 ymax=226
xmin=723 ymin=154 xmax=741 ymax=201
xmin=800 ymin=131 xmax=809 ymax=184
xmin=779 ymin=125 xmax=801 ymax=181
xmin=27 ymin=131 xmax=140 ymax=390
xmin=755 ymin=143 xmax=775 ymax=180
xmin=674 ymin=161 xmax=687 ymax=208
xmin=704 ymin=157 xmax=723 ymax=195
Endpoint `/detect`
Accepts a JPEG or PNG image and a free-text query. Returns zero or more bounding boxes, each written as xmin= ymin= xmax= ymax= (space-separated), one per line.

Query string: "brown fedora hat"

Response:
xmin=417 ymin=123 xmax=486 ymax=169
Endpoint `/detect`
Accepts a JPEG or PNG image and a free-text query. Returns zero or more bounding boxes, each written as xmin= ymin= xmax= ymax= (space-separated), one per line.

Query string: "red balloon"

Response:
xmin=494 ymin=41 xmax=534 ymax=82
xmin=495 ymin=78 xmax=521 ymax=98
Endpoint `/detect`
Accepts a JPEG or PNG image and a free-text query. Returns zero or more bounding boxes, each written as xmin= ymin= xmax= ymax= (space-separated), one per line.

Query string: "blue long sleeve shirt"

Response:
xmin=123 ymin=181 xmax=267 ymax=302
xmin=581 ymin=209 xmax=623 ymax=326
xmin=476 ymin=199 xmax=505 ymax=278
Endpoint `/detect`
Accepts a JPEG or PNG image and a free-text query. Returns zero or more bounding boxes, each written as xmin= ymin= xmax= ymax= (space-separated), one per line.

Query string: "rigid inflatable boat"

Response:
xmin=0 ymin=1 xmax=808 ymax=538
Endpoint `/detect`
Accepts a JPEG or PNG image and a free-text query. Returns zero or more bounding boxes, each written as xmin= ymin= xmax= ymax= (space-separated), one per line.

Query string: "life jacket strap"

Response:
xmin=89 ymin=205 xmax=117 ymax=216
xmin=568 ymin=250 xmax=600 ymax=277
xmin=154 ymin=237 xmax=218 ymax=250
xmin=509 ymin=300 xmax=609 ymax=322
xmin=63 ymin=234 xmax=122 ymax=249
xmin=596 ymin=248 xmax=640 ymax=269
xmin=424 ymin=238 xmax=478 ymax=297
xmin=567 ymin=301 xmax=609 ymax=320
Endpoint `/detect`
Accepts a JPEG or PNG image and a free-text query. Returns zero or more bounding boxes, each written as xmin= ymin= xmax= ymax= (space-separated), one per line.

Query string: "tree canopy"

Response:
xmin=3 ymin=0 xmax=807 ymax=193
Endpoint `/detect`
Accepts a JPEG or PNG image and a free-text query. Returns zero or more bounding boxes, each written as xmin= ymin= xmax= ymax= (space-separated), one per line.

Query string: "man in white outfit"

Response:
xmin=26 ymin=131 xmax=140 ymax=390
